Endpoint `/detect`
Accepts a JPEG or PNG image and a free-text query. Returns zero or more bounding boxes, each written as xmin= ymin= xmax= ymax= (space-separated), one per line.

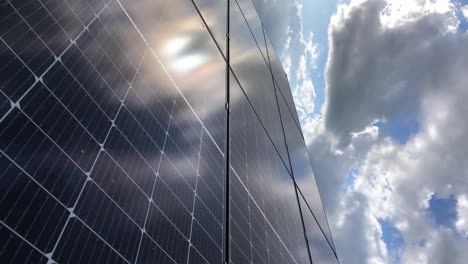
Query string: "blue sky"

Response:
xmin=280 ymin=0 xmax=468 ymax=263
xmin=300 ymin=0 xmax=342 ymax=114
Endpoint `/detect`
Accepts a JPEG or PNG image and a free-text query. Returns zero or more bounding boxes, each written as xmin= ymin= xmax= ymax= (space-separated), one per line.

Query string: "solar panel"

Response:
xmin=0 ymin=0 xmax=338 ymax=263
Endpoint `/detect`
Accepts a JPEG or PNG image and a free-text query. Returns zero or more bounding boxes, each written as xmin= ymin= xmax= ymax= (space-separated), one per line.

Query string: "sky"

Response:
xmin=256 ymin=0 xmax=468 ymax=263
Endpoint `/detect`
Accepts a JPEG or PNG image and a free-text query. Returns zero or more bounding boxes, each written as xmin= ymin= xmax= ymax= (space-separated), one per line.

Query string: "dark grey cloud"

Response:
xmin=323 ymin=0 xmax=468 ymax=147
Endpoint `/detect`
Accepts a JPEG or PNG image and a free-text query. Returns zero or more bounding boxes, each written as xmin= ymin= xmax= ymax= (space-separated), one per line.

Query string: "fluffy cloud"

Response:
xmin=401 ymin=228 xmax=468 ymax=264
xmin=323 ymin=0 xmax=461 ymax=147
xmin=456 ymin=194 xmax=468 ymax=237
xmin=462 ymin=5 xmax=468 ymax=19
xmin=251 ymin=0 xmax=320 ymax=125
xmin=303 ymin=0 xmax=468 ymax=263
xmin=280 ymin=2 xmax=320 ymax=124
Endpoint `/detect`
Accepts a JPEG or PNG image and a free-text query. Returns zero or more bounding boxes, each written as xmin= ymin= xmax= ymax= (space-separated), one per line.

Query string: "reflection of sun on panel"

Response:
xmin=160 ymin=29 xmax=216 ymax=74
xmin=162 ymin=31 xmax=211 ymax=74
xmin=164 ymin=36 xmax=191 ymax=56
xmin=170 ymin=53 xmax=209 ymax=73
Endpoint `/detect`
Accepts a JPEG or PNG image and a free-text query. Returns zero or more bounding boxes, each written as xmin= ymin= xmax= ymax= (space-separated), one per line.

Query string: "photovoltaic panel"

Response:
xmin=229 ymin=71 xmax=310 ymax=264
xmin=264 ymin=32 xmax=302 ymax=131
xmin=277 ymin=92 xmax=336 ymax=252
xmin=192 ymin=0 xmax=227 ymax=56
xmin=1 ymin=0 xmax=338 ymax=263
xmin=1 ymin=0 xmax=226 ymax=263
xmin=234 ymin=0 xmax=268 ymax=60
xmin=229 ymin=0 xmax=291 ymax=174
xmin=298 ymin=191 xmax=339 ymax=264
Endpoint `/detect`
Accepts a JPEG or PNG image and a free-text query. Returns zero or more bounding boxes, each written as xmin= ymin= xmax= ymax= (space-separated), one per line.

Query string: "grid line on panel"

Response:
xmin=192 ymin=217 xmax=223 ymax=252
xmin=56 ymin=206 xmax=133 ymax=264
xmin=274 ymin=81 xmax=303 ymax=136
xmin=228 ymin=66 xmax=293 ymax=176
xmin=231 ymin=69 xmax=306 ymax=261
xmin=245 ymin=174 xmax=255 ymax=264
xmin=0 ymin=148 xmax=131 ymax=264
xmin=251 ymin=124 xmax=272 ymax=264
xmin=0 ymin=225 xmax=48 ymax=263
xmin=45 ymin=48 xmax=147 ymax=264
xmin=186 ymin=129 xmax=206 ymax=264
xmin=229 ymin=167 xmax=299 ymax=264
xmin=0 ymin=102 xmax=14 ymax=124
xmin=162 ymin=137 xmax=201 ymax=189
xmin=4 ymin=0 xmax=109 ymax=70
xmin=227 ymin=40 xmax=329 ymax=261
xmin=91 ymin=4 xmax=228 ymax=260
xmin=114 ymin=0 xmax=224 ymax=157
xmin=297 ymin=186 xmax=338 ymax=258
xmin=263 ymin=26 xmax=313 ymax=264
xmin=230 ymin=199 xmax=250 ymax=240
xmin=0 ymin=110 xmax=94 ymax=254
xmin=231 ymin=0 xmax=295 ymax=176
xmin=34 ymin=0 xmax=93 ymax=41
xmin=121 ymin=112 xmax=214 ymax=262
xmin=229 ymin=230 xmax=251 ymax=263
xmin=87 ymin=5 xmax=139 ymax=70
xmin=299 ymin=157 xmax=337 ymax=254
xmin=133 ymin=98 xmax=177 ymax=264
xmin=189 ymin=0 xmax=226 ymax=62
xmin=0 ymin=1 xmax=332 ymax=264
xmin=0 ymin=220 xmax=48 ymax=259
xmin=193 ymin=193 xmax=223 ymax=229
xmin=66 ymin=83 xmax=209 ymax=260
xmin=0 ymin=1 xmax=222 ymax=264
xmin=262 ymin=29 xmax=302 ymax=135
xmin=36 ymin=40 xmax=145 ymax=258
xmin=96 ymin=98 xmax=220 ymax=263
xmin=200 ymin=144 xmax=224 ymax=188
xmin=232 ymin=0 xmax=267 ymax=64
xmin=43 ymin=47 xmax=118 ymax=124
xmin=68 ymin=39 xmax=124 ymax=105
xmin=112 ymin=0 xmax=226 ymax=210
xmin=198 ymin=158 xmax=224 ymax=197
xmin=264 ymin=147 xmax=282 ymax=229
xmin=75 ymin=24 xmax=133 ymax=96
xmin=1 ymin=1 xmax=53 ymax=75
xmin=232 ymin=0 xmax=303 ymax=137
xmin=195 ymin=170 xmax=224 ymax=208
xmin=0 ymin=40 xmax=34 ymax=103
xmin=0 ymin=0 xmax=110 ymax=122
xmin=17 ymin=79 xmax=104 ymax=162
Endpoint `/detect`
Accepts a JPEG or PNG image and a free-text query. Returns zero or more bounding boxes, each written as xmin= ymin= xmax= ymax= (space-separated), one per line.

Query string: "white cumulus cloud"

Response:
xmin=456 ymin=194 xmax=468 ymax=237
xmin=301 ymin=0 xmax=468 ymax=263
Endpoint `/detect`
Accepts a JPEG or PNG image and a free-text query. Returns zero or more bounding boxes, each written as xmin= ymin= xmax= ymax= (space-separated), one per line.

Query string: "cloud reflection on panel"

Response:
xmin=118 ymin=0 xmax=226 ymax=147
xmin=2 ymin=1 xmax=229 ymax=262
xmin=230 ymin=71 xmax=311 ymax=264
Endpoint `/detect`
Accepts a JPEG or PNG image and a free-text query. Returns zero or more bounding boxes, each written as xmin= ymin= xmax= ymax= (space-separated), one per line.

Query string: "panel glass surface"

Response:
xmin=0 ymin=0 xmax=224 ymax=263
xmin=277 ymin=93 xmax=336 ymax=250
xmin=230 ymin=0 xmax=290 ymax=173
xmin=229 ymin=72 xmax=308 ymax=264
xmin=234 ymin=0 xmax=268 ymax=59
xmin=192 ymin=0 xmax=227 ymax=56
xmin=265 ymin=33 xmax=302 ymax=129
xmin=0 ymin=0 xmax=337 ymax=263
xmin=119 ymin=0 xmax=226 ymax=148
xmin=299 ymin=192 xmax=339 ymax=264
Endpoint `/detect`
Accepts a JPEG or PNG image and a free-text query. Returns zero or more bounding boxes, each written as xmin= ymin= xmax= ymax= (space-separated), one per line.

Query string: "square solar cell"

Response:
xmin=54 ymin=218 xmax=128 ymax=264
xmin=0 ymin=155 xmax=68 ymax=253
xmin=0 ymin=224 xmax=48 ymax=264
